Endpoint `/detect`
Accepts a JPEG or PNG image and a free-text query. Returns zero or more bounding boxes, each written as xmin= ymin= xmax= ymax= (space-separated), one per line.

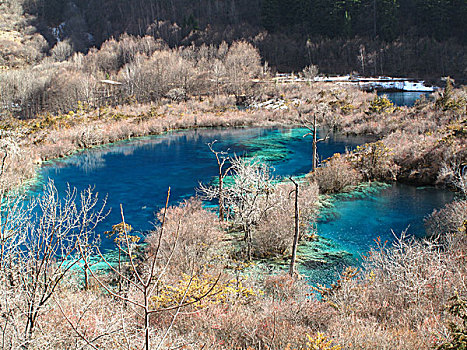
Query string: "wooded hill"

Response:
xmin=1 ymin=0 xmax=466 ymax=80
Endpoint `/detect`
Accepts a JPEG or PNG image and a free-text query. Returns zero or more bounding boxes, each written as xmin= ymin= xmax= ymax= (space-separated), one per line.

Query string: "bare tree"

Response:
xmin=202 ymin=157 xmax=275 ymax=260
xmin=301 ymin=104 xmax=332 ymax=172
xmin=50 ymin=40 xmax=74 ymax=62
xmin=198 ymin=140 xmax=232 ymax=221
xmin=288 ymin=177 xmax=299 ymax=277
xmin=0 ymin=188 xmax=32 ymax=273
xmin=0 ymin=180 xmax=107 ymax=348
xmin=224 ymin=41 xmax=262 ymax=101
xmin=210 ymin=58 xmax=226 ymax=95
xmin=78 ymin=188 xmax=220 ymax=350
xmin=200 ymin=155 xmax=319 ymax=260
xmin=358 ymin=45 xmax=366 ymax=76
xmin=0 ymin=130 xmax=21 ymax=185
xmin=302 ymin=65 xmax=319 ymax=83
xmin=22 ymin=182 xmax=106 ymax=346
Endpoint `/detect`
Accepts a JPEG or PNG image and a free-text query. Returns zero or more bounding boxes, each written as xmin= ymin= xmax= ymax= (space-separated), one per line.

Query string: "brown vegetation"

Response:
xmin=0 ymin=175 xmax=464 ymax=349
xmin=0 ymin=32 xmax=464 ymax=190
xmin=0 ymin=27 xmax=465 ymax=349
xmin=0 ymin=69 xmax=464 ymax=193
xmin=148 ymin=197 xmax=226 ymax=275
xmin=3 ymin=0 xmax=465 ymax=81
xmin=339 ymin=85 xmax=466 ymax=185
xmin=0 ymin=36 xmax=264 ymax=118
xmin=0 ymin=0 xmax=47 ymax=68
xmin=310 ymin=153 xmax=363 ymax=194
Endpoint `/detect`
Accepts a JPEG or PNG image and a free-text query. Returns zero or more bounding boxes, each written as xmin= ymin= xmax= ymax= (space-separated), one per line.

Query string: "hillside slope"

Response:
xmin=1 ymin=0 xmax=466 ymax=80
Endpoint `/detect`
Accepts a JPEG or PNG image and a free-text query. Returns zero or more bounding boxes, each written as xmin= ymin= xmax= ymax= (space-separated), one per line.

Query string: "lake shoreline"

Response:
xmin=34 ymin=126 xmax=456 ymax=292
xmin=3 ymin=82 xmax=465 ymax=195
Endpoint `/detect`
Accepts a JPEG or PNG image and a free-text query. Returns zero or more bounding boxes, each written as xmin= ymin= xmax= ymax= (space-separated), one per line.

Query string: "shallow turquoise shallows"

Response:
xmin=32 ymin=127 xmax=454 ymax=283
xmin=301 ymin=182 xmax=454 ymax=285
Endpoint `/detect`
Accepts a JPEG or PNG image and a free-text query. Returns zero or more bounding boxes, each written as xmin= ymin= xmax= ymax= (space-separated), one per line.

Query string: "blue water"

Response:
xmin=33 ymin=128 xmax=365 ymax=242
xmin=300 ymin=182 xmax=455 ymax=285
xmin=320 ymin=183 xmax=455 ymax=252
xmin=377 ymin=91 xmax=432 ymax=106
xmin=32 ymin=127 xmax=454 ymax=282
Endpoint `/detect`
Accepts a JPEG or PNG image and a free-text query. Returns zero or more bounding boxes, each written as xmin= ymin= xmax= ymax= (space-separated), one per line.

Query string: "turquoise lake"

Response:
xmin=33 ymin=127 xmax=454 ymax=283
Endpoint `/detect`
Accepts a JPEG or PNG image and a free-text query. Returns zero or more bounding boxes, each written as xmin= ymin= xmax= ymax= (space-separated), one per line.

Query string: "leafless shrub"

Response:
xmin=166 ymin=87 xmax=187 ymax=102
xmin=0 ymin=187 xmax=32 ymax=273
xmin=0 ymin=180 xmax=106 ymax=348
xmin=0 ymin=130 xmax=33 ymax=186
xmin=87 ymin=38 xmax=120 ymax=73
xmin=147 ymin=197 xmax=226 ymax=275
xmin=438 ymin=159 xmax=467 ymax=197
xmin=0 ymin=67 xmax=51 ymax=118
xmin=311 ymin=153 xmax=362 ymax=193
xmin=253 ymin=181 xmax=319 ymax=258
xmin=46 ymin=69 xmax=97 ymax=113
xmin=324 ymin=230 xmax=467 ymax=349
xmin=425 ymin=200 xmax=467 ymax=249
xmin=200 ymin=155 xmax=319 ymax=259
xmin=214 ymin=156 xmax=276 ymax=259
xmin=212 ymin=94 xmax=235 ymax=109
xmin=79 ymin=190 xmax=220 ymax=350
xmin=302 ymin=65 xmax=319 ymax=81
xmin=262 ymin=272 xmax=310 ymax=301
xmin=73 ymin=123 xmax=104 ymax=148
xmin=50 ymin=289 xmax=134 ymax=349
xmin=50 ymin=39 xmax=73 ymax=62
xmin=349 ymin=141 xmax=399 ymax=181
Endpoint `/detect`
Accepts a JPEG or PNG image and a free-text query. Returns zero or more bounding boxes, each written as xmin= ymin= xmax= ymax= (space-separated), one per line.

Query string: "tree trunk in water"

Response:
xmin=218 ymin=173 xmax=224 ymax=221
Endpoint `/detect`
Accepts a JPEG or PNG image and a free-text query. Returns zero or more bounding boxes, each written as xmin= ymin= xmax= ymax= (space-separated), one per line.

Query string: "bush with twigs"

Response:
xmin=310 ymin=152 xmax=363 ymax=193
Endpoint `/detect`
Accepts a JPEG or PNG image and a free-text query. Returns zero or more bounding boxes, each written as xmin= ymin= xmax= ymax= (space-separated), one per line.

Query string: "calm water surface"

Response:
xmin=377 ymin=91 xmax=432 ymax=106
xmin=34 ymin=128 xmax=365 ymax=237
xmin=33 ymin=127 xmax=454 ymax=281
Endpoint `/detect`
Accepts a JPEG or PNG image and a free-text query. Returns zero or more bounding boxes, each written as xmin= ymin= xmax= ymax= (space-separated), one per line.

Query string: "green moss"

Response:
xmin=241 ymin=128 xmax=306 ymax=163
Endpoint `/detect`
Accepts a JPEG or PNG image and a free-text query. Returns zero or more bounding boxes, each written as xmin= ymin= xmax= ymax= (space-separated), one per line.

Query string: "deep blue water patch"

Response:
xmin=32 ymin=127 xmax=363 ymax=249
xmin=31 ymin=127 xmax=454 ymax=284
xmin=319 ymin=183 xmax=454 ymax=254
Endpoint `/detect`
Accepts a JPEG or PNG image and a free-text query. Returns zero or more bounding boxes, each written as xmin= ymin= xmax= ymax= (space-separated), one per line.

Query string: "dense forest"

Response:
xmin=25 ymin=0 xmax=466 ymax=44
xmin=261 ymin=0 xmax=466 ymax=42
xmin=1 ymin=0 xmax=466 ymax=79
